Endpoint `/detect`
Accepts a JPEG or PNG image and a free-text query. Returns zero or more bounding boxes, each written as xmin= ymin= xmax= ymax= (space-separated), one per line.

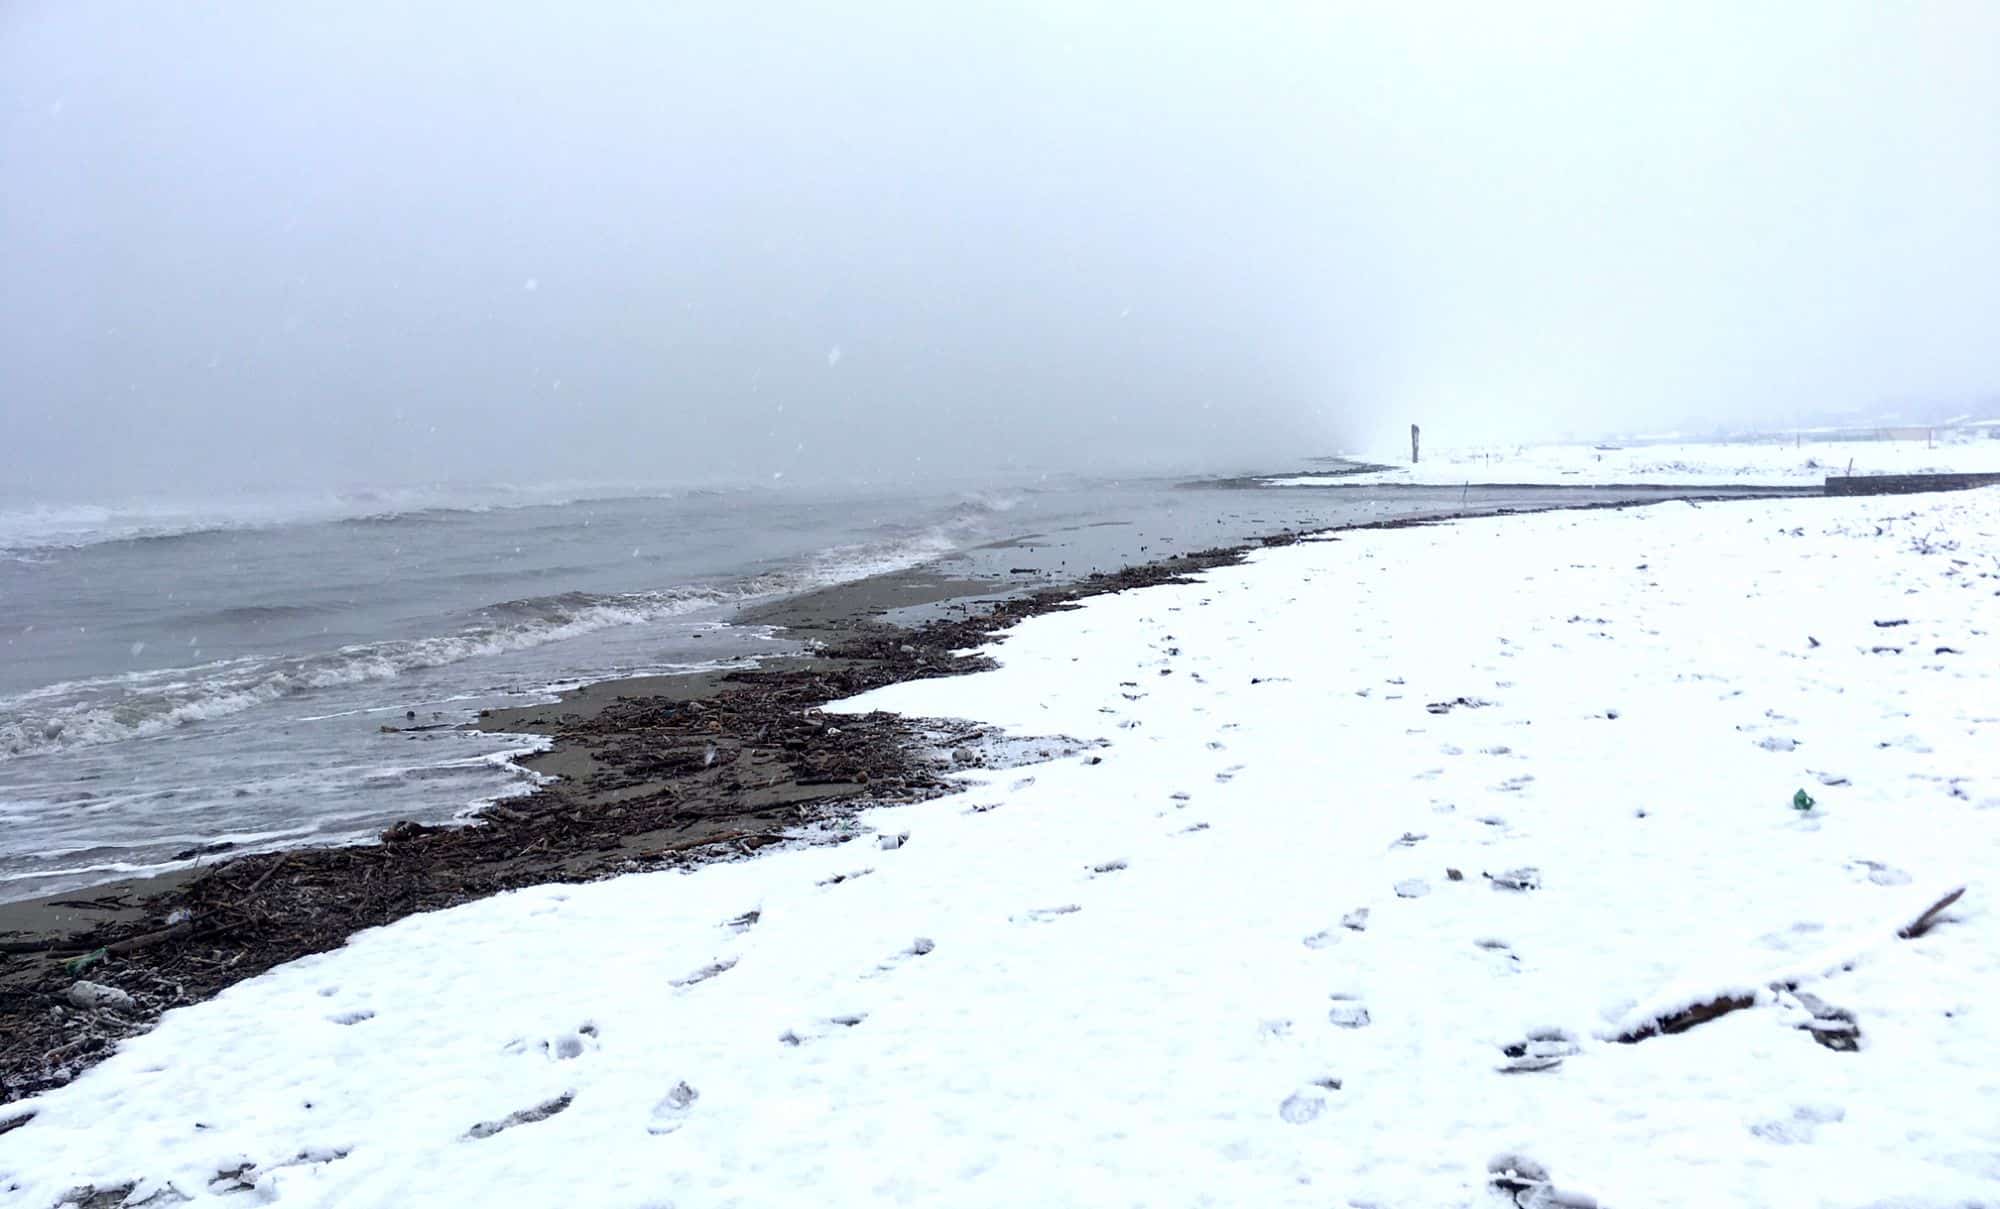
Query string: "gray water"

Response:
xmin=0 ymin=473 xmax=1758 ymax=901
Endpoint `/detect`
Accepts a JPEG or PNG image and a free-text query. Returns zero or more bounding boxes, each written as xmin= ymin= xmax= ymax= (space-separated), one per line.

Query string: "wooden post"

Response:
xmin=1410 ymin=423 xmax=1421 ymax=464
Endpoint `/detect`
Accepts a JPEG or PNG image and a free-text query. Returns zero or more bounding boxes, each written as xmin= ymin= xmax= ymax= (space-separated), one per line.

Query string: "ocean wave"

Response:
xmin=0 ymin=481 xmax=750 ymax=555
xmin=0 ymin=529 xmax=956 ymax=762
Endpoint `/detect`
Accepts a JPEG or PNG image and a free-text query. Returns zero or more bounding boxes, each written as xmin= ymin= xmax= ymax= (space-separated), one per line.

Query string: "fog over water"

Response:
xmin=5 ymin=1 xmax=1999 ymax=499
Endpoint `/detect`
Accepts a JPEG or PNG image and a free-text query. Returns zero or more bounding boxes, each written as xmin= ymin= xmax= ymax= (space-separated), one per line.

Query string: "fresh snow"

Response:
xmin=1272 ymin=437 xmax=2000 ymax=488
xmin=5 ymin=491 xmax=1999 ymax=1207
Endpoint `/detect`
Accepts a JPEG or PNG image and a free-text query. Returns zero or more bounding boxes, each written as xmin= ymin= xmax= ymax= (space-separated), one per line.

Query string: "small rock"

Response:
xmin=1446 ymin=868 xmax=1464 ymax=881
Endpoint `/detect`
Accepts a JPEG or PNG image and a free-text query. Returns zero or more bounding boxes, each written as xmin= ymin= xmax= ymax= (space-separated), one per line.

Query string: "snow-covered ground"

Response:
xmin=5 ymin=490 xmax=1998 ymax=1208
xmin=1274 ymin=437 xmax=2000 ymax=488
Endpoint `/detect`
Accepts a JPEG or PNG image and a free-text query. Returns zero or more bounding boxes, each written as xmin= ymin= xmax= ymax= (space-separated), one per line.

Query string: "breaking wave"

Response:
xmin=0 ymin=481 xmax=740 ymax=555
xmin=0 ymin=529 xmax=957 ymax=762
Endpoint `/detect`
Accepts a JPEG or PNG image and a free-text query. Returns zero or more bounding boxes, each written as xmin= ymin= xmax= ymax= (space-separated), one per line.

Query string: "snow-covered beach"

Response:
xmin=1275 ymin=436 xmax=2000 ymax=489
xmin=4 ymin=484 xmax=1997 ymax=1208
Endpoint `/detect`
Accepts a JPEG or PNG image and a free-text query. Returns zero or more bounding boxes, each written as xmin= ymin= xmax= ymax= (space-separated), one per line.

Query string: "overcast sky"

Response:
xmin=4 ymin=2 xmax=1998 ymax=496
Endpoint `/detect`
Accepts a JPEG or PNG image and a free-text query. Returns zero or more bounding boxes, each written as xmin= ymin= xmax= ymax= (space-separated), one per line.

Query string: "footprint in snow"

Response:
xmin=1474 ymin=937 xmax=1523 ymax=974
xmin=1011 ymin=904 xmax=1082 ymax=924
xmin=778 ymin=1014 xmax=868 ymax=1046
xmin=647 ymin=1082 xmax=700 ymax=1135
xmin=1485 ymin=867 xmax=1541 ymax=892
xmin=1750 ymin=1103 xmax=1846 ymax=1145
xmin=864 ymin=938 xmax=937 ymax=979
xmin=722 ymin=909 xmax=761 ymax=933
xmin=1279 ymin=1091 xmax=1326 ymax=1124
xmin=1327 ymin=995 xmax=1371 ymax=1029
xmin=672 ymin=958 xmax=738 ymax=988
xmin=817 ymin=868 xmax=875 ymax=887
xmin=1215 ymin=764 xmax=1246 ymax=783
xmin=1089 ymin=859 xmax=1128 ymax=876
xmin=1175 ymin=822 xmax=1210 ymax=835
xmin=327 ymin=1009 xmax=374 ymax=1026
xmin=500 ymin=1021 xmax=600 ymax=1059
xmin=1498 ymin=1027 xmax=1578 ymax=1073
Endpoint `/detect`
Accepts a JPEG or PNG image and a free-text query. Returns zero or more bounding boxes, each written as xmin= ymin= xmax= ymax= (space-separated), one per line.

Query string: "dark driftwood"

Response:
xmin=105 ymin=921 xmax=196 ymax=956
xmin=1898 ymin=886 xmax=1965 ymax=939
xmin=1612 ymin=993 xmax=1759 ymax=1043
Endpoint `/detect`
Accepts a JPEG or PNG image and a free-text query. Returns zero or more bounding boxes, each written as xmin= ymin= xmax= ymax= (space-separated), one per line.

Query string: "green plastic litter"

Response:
xmin=1793 ymin=788 xmax=1816 ymax=812
xmin=62 ymin=947 xmax=109 ymax=975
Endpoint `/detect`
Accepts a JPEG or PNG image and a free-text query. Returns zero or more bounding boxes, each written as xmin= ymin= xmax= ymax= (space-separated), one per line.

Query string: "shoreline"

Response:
xmin=0 ymin=486 xmax=1812 ymax=1102
xmin=6 ymin=484 xmax=1992 ymax=1202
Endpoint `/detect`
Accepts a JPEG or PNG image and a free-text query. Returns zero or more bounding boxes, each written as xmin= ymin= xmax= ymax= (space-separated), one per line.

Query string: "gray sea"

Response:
xmin=0 ymin=470 xmax=1732 ymax=901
